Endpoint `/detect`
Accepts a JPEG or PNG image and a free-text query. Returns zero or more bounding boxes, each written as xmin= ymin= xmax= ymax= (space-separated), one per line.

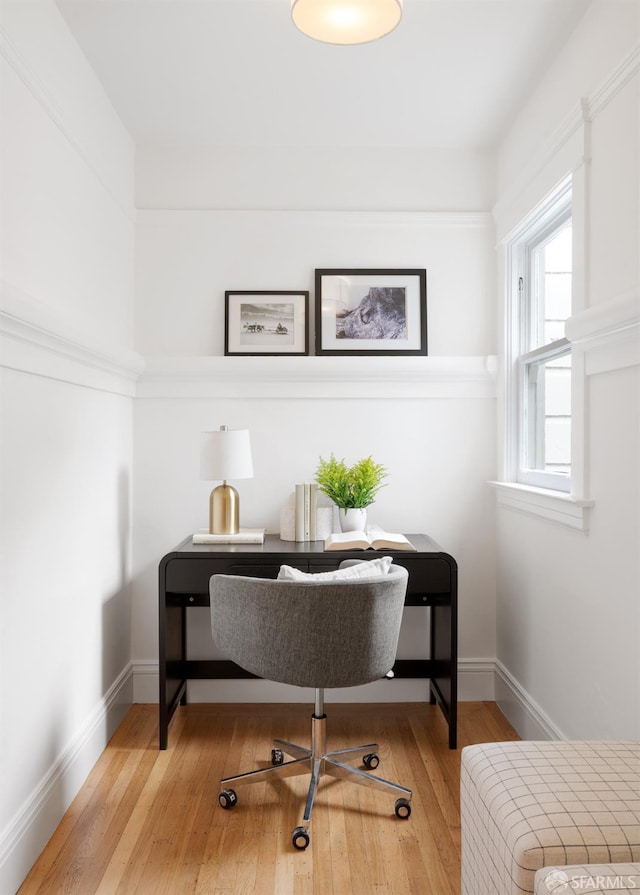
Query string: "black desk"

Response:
xmin=158 ymin=534 xmax=458 ymax=750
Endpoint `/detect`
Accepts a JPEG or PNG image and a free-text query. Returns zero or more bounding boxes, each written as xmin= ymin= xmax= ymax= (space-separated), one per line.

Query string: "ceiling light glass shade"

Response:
xmin=291 ymin=0 xmax=402 ymax=45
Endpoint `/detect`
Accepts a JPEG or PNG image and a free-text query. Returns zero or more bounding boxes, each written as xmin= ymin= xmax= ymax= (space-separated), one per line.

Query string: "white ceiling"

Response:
xmin=56 ymin=0 xmax=590 ymax=150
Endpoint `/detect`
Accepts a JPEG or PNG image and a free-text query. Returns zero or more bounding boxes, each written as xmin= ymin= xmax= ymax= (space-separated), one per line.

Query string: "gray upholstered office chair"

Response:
xmin=209 ymin=561 xmax=412 ymax=850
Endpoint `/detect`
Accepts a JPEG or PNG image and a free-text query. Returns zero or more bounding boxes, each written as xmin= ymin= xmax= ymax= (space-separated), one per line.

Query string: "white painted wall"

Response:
xmin=494 ymin=0 xmax=640 ymax=740
xmin=132 ymin=379 xmax=498 ymax=698
xmin=132 ymin=202 xmax=499 ymax=703
xmin=136 ymin=145 xmax=495 ymax=212
xmin=0 ymin=3 xmax=136 ymax=891
xmin=135 ymin=209 xmax=495 ymax=356
xmin=1 ymin=0 xmax=134 ymax=346
xmin=3 ymin=1 xmax=638 ymax=890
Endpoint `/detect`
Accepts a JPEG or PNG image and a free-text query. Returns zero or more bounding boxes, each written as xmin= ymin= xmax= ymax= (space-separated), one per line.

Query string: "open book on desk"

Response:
xmin=324 ymin=531 xmax=416 ymax=551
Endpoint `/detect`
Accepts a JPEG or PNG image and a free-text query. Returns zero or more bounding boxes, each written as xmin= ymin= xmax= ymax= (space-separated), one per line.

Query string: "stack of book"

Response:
xmin=295 ymin=483 xmax=318 ymax=541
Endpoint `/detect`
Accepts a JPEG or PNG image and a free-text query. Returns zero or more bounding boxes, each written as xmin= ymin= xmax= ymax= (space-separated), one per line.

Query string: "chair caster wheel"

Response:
xmin=395 ymin=798 xmax=411 ymax=819
xmin=363 ymin=752 xmax=380 ymax=770
xmin=292 ymin=826 xmax=310 ymax=850
xmin=271 ymin=748 xmax=284 ymax=765
xmin=219 ymin=788 xmax=237 ymax=809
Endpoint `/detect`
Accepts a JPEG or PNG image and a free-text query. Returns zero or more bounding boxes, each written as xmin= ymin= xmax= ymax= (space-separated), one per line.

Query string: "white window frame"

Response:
xmin=519 ymin=340 xmax=572 ymax=490
xmin=515 ymin=201 xmax=572 ymax=493
xmin=496 ymin=174 xmax=593 ymax=531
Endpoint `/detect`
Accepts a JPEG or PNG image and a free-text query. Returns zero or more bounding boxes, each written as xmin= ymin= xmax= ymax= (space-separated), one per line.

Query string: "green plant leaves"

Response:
xmin=315 ymin=454 xmax=388 ymax=509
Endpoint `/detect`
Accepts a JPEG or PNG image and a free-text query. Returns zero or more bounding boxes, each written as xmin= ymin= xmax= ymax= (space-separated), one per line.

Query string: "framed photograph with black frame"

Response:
xmin=315 ymin=269 xmax=427 ymax=356
xmin=225 ymin=291 xmax=309 ymax=356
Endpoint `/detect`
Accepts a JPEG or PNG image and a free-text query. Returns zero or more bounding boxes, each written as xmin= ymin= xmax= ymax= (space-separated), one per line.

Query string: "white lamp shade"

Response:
xmin=291 ymin=0 xmax=402 ymax=45
xmin=200 ymin=428 xmax=253 ymax=481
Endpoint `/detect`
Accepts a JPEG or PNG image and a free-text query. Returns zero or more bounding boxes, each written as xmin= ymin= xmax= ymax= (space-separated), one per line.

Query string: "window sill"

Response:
xmin=489 ymin=481 xmax=594 ymax=533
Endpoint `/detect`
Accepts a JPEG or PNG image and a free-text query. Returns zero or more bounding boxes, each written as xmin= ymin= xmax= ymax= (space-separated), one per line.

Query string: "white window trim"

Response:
xmin=497 ymin=173 xmax=593 ymax=533
xmin=508 ymin=178 xmax=573 ymax=490
xmin=518 ymin=337 xmax=572 ymax=493
xmin=489 ymin=480 xmax=593 ymax=531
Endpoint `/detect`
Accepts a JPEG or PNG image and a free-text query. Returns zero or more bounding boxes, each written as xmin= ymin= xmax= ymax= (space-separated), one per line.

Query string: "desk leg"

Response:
xmin=159 ymin=602 xmax=167 ymax=750
xmin=159 ymin=603 xmax=188 ymax=749
xmin=428 ymin=606 xmax=437 ymax=705
xmin=159 ymin=568 xmax=188 ymax=749
xmin=179 ymin=604 xmax=187 ymax=705
xmin=430 ymin=602 xmax=458 ymax=750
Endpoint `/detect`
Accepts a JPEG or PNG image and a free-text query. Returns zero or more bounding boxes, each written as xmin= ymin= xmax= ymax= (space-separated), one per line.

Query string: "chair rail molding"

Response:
xmin=565 ymin=288 xmax=640 ymax=376
xmin=0 ymin=281 xmax=145 ymax=397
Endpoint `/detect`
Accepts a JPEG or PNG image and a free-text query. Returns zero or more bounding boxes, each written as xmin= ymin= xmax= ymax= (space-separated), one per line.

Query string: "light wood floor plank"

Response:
xmin=18 ymin=702 xmax=518 ymax=895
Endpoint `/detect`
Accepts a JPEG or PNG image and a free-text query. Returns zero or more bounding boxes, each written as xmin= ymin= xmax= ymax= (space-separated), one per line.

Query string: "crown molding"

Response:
xmin=136 ymin=208 xmax=493 ymax=228
xmin=588 ymin=44 xmax=640 ymax=118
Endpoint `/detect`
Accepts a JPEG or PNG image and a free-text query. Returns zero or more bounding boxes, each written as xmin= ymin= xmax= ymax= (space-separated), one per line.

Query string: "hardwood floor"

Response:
xmin=18 ymin=702 xmax=518 ymax=895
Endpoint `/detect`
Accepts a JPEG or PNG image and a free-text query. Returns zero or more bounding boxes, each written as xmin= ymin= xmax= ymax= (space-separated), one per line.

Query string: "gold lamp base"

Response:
xmin=210 ymin=482 xmax=240 ymax=534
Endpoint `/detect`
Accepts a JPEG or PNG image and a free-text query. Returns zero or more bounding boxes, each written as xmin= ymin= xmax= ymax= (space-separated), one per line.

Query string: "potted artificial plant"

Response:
xmin=315 ymin=454 xmax=388 ymax=532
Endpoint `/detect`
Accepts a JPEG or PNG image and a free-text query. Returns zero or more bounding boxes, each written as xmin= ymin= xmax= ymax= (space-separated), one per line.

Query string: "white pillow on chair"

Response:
xmin=277 ymin=555 xmax=392 ymax=581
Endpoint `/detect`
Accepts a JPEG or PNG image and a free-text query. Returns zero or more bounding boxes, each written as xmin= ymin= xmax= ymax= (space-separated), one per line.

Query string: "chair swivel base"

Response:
xmin=218 ymin=704 xmax=412 ymax=850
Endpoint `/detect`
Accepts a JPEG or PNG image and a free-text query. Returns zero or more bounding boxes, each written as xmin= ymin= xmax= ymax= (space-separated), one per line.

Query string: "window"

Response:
xmin=510 ymin=181 xmax=572 ymax=492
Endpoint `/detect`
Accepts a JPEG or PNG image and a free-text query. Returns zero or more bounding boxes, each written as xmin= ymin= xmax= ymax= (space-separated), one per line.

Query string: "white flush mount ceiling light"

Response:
xmin=291 ymin=0 xmax=403 ymax=45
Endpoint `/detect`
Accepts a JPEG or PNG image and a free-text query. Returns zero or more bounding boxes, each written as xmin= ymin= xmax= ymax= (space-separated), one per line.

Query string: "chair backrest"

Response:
xmin=209 ymin=564 xmax=409 ymax=689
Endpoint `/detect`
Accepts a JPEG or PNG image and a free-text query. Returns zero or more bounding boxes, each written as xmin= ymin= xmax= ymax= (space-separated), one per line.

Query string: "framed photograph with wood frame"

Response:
xmin=315 ymin=268 xmax=427 ymax=356
xmin=225 ymin=291 xmax=309 ymax=356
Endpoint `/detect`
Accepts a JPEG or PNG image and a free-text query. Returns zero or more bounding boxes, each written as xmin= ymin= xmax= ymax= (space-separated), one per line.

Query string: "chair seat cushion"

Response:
xmin=277 ymin=555 xmax=392 ymax=581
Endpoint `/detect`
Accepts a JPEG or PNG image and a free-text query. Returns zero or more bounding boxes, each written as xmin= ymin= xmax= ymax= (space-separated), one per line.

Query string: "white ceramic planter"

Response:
xmin=338 ymin=507 xmax=367 ymax=532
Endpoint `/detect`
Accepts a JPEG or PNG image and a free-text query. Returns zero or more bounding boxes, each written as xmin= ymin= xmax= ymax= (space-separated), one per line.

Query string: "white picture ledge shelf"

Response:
xmin=0 ymin=280 xmax=497 ymax=400
xmin=136 ymin=355 xmax=498 ymax=400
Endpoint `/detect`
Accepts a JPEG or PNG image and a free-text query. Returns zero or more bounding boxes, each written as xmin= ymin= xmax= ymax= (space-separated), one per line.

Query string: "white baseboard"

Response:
xmin=458 ymin=659 xmax=496 ymax=701
xmin=133 ymin=657 xmax=496 ymax=704
xmin=0 ymin=664 xmax=133 ymax=895
xmin=132 ymin=659 xmax=160 ymax=703
xmin=495 ymin=659 xmax=564 ymax=741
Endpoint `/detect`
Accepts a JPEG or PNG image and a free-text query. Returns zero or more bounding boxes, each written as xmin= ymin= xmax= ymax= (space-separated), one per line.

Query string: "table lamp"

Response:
xmin=200 ymin=426 xmax=253 ymax=534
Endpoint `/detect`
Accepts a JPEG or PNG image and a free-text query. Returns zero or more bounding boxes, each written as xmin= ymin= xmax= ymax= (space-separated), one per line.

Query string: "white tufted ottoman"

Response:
xmin=534 ymin=863 xmax=640 ymax=893
xmin=460 ymin=741 xmax=640 ymax=895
